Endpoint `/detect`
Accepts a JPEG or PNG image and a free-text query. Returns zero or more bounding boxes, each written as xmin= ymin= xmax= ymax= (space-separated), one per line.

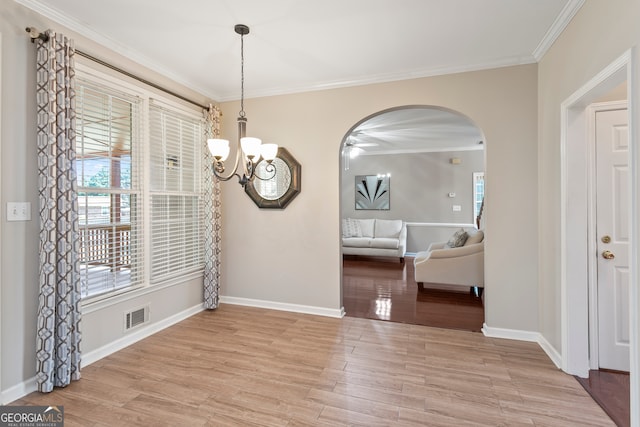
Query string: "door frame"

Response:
xmin=586 ymin=101 xmax=629 ymax=371
xmin=560 ymin=48 xmax=639 ymax=424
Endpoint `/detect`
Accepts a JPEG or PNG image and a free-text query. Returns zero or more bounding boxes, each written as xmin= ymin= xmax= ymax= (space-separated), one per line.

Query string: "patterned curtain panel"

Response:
xmin=35 ymin=31 xmax=82 ymax=392
xmin=203 ymin=105 xmax=223 ymax=309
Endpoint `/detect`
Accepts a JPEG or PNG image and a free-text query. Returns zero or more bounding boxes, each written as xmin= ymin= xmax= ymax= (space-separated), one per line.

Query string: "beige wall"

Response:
xmin=219 ymin=64 xmax=539 ymax=329
xmin=537 ymin=0 xmax=640 ymax=355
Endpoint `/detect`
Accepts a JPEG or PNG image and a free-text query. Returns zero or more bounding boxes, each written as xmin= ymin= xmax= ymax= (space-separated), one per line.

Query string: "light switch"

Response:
xmin=448 ymin=192 xmax=456 ymax=198
xmin=7 ymin=202 xmax=32 ymax=221
xmin=452 ymin=205 xmax=462 ymax=212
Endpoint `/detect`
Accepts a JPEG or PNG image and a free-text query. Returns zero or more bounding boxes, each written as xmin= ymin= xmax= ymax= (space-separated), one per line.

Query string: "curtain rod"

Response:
xmin=26 ymin=27 xmax=210 ymax=111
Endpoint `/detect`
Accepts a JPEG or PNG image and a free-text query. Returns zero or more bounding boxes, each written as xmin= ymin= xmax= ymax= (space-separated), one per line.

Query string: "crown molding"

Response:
xmin=225 ymin=54 xmax=538 ymax=101
xmin=14 ymin=0 xmax=220 ymax=101
xmin=532 ymin=0 xmax=585 ymax=61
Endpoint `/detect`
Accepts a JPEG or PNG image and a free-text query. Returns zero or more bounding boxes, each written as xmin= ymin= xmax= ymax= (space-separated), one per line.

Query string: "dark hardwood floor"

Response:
xmin=342 ymin=256 xmax=484 ymax=332
xmin=576 ymin=370 xmax=630 ymax=427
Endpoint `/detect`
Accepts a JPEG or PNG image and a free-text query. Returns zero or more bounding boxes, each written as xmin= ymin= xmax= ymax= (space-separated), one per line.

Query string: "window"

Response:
xmin=473 ymin=172 xmax=485 ymax=223
xmin=76 ymin=68 xmax=205 ymax=301
xmin=149 ymin=103 xmax=203 ymax=282
xmin=77 ymin=81 xmax=143 ymax=299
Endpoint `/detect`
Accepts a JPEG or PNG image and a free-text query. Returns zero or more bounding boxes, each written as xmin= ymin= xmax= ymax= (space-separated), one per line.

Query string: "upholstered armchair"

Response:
xmin=413 ymin=229 xmax=484 ymax=292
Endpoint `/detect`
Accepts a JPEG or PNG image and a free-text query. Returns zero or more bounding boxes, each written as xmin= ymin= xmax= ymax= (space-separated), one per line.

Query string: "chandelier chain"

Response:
xmin=239 ymin=32 xmax=245 ymax=118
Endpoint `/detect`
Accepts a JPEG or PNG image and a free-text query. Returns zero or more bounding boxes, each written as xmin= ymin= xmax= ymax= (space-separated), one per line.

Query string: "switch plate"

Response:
xmin=7 ymin=202 xmax=31 ymax=221
xmin=452 ymin=205 xmax=462 ymax=212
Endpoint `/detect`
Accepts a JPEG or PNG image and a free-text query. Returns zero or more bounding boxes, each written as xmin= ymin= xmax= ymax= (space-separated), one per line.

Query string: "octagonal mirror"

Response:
xmin=245 ymin=147 xmax=301 ymax=209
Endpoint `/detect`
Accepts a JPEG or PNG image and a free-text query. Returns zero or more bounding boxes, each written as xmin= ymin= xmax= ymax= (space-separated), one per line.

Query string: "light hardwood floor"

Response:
xmin=14 ymin=304 xmax=614 ymax=426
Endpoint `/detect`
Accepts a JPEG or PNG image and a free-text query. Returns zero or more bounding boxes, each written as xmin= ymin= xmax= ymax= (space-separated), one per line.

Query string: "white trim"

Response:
xmin=532 ymin=0 xmax=585 ymax=61
xmin=1 ymin=377 xmax=37 ymax=406
xmin=482 ymin=323 xmax=539 ymax=342
xmin=560 ymin=50 xmax=631 ymax=376
xmin=482 ymin=324 xmax=564 ymax=372
xmin=360 ymin=145 xmax=484 ymax=157
xmin=538 ymin=334 xmax=564 ymax=372
xmin=586 ymin=101 xmax=629 ymax=371
xmin=82 ymin=303 xmax=204 ymax=366
xmin=629 ymin=46 xmax=640 ymax=427
xmin=560 ymin=48 xmax=638 ymax=425
xmin=82 ymin=270 xmax=203 ymax=314
xmin=0 ymin=31 xmax=3 ymax=404
xmin=2 ymin=303 xmax=204 ymax=404
xmin=220 ymin=296 xmax=345 ymax=319
xmin=405 ymin=222 xmax=476 ymax=228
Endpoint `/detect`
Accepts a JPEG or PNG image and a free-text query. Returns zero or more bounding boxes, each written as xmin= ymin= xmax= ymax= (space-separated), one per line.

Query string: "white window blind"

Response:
xmin=77 ymin=81 xmax=143 ymax=299
xmin=149 ymin=103 xmax=204 ymax=282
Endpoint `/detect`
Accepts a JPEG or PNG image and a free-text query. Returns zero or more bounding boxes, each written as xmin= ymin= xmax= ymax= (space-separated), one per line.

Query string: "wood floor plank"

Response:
xmin=9 ymin=304 xmax=615 ymax=426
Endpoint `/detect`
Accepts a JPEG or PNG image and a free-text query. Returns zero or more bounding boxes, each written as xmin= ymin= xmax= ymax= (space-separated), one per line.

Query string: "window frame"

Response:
xmin=76 ymin=63 xmax=206 ymax=307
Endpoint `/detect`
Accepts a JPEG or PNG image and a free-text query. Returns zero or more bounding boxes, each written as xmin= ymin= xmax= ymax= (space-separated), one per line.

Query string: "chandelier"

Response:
xmin=207 ymin=24 xmax=278 ymax=187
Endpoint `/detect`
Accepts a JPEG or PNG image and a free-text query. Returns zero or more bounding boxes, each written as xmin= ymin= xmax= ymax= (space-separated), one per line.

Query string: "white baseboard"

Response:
xmin=220 ymin=296 xmax=345 ymax=318
xmin=2 ymin=303 xmax=204 ymax=404
xmin=1 ymin=377 xmax=37 ymax=405
xmin=482 ymin=323 xmax=562 ymax=370
xmin=82 ymin=303 xmax=204 ymax=366
xmin=537 ymin=333 xmax=563 ymax=370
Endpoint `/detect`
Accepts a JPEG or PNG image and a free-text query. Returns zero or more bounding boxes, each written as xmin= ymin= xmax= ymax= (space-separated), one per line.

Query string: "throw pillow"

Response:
xmin=446 ymin=228 xmax=468 ymax=248
xmin=464 ymin=229 xmax=484 ymax=246
xmin=342 ymin=218 xmax=362 ymax=238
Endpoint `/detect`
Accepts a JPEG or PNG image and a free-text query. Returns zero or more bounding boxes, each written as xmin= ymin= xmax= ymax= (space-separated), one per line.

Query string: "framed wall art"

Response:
xmin=355 ymin=174 xmax=390 ymax=210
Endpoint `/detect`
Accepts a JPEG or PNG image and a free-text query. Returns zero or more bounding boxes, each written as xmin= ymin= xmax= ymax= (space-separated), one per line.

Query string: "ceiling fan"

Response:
xmin=343 ymin=136 xmax=378 ymax=171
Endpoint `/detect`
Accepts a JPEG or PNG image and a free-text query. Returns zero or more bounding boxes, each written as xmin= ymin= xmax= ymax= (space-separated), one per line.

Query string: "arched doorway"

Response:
xmin=339 ymin=105 xmax=487 ymax=330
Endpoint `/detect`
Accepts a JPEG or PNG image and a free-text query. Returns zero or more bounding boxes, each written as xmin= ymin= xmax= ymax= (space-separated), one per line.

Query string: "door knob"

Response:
xmin=602 ymin=250 xmax=615 ymax=260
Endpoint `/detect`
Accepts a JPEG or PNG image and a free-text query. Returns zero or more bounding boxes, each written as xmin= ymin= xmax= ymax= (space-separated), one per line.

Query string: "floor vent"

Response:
xmin=124 ymin=306 xmax=149 ymax=331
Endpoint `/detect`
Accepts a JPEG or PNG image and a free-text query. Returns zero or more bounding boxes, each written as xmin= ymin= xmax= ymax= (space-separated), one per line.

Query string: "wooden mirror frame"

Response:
xmin=244 ymin=147 xmax=301 ymax=209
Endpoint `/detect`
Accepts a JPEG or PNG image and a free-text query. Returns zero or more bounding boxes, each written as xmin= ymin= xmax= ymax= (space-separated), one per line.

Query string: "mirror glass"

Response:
xmin=252 ymin=157 xmax=290 ymax=200
xmin=245 ymin=147 xmax=301 ymax=209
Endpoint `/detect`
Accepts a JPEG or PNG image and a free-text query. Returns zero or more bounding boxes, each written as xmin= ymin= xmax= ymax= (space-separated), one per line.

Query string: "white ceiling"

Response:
xmin=19 ymin=0 xmax=582 ymax=102
xmin=346 ymin=107 xmax=484 ymax=155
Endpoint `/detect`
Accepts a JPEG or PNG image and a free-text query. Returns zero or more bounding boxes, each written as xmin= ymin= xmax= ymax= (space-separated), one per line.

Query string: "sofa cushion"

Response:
xmin=464 ymin=229 xmax=484 ymax=246
xmin=370 ymin=238 xmax=400 ymax=249
xmin=374 ymin=219 xmax=403 ymax=238
xmin=446 ymin=228 xmax=468 ymax=248
xmin=342 ymin=218 xmax=362 ymax=238
xmin=358 ymin=219 xmax=375 ymax=237
xmin=342 ymin=237 xmax=372 ymax=248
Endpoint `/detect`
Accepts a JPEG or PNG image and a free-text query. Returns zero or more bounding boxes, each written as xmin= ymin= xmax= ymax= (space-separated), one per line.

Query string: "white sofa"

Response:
xmin=342 ymin=218 xmax=407 ymax=262
xmin=414 ymin=228 xmax=484 ymax=291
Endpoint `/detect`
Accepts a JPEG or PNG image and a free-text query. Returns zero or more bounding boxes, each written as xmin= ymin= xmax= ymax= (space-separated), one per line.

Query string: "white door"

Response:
xmin=596 ymin=106 xmax=630 ymax=372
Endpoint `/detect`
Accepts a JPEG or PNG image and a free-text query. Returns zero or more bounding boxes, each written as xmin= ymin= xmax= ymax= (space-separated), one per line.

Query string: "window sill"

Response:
xmin=81 ymin=269 xmax=204 ymax=315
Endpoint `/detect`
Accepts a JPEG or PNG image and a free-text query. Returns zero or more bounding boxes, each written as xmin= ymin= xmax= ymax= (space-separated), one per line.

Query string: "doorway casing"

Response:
xmin=560 ymin=48 xmax=638 ymax=424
